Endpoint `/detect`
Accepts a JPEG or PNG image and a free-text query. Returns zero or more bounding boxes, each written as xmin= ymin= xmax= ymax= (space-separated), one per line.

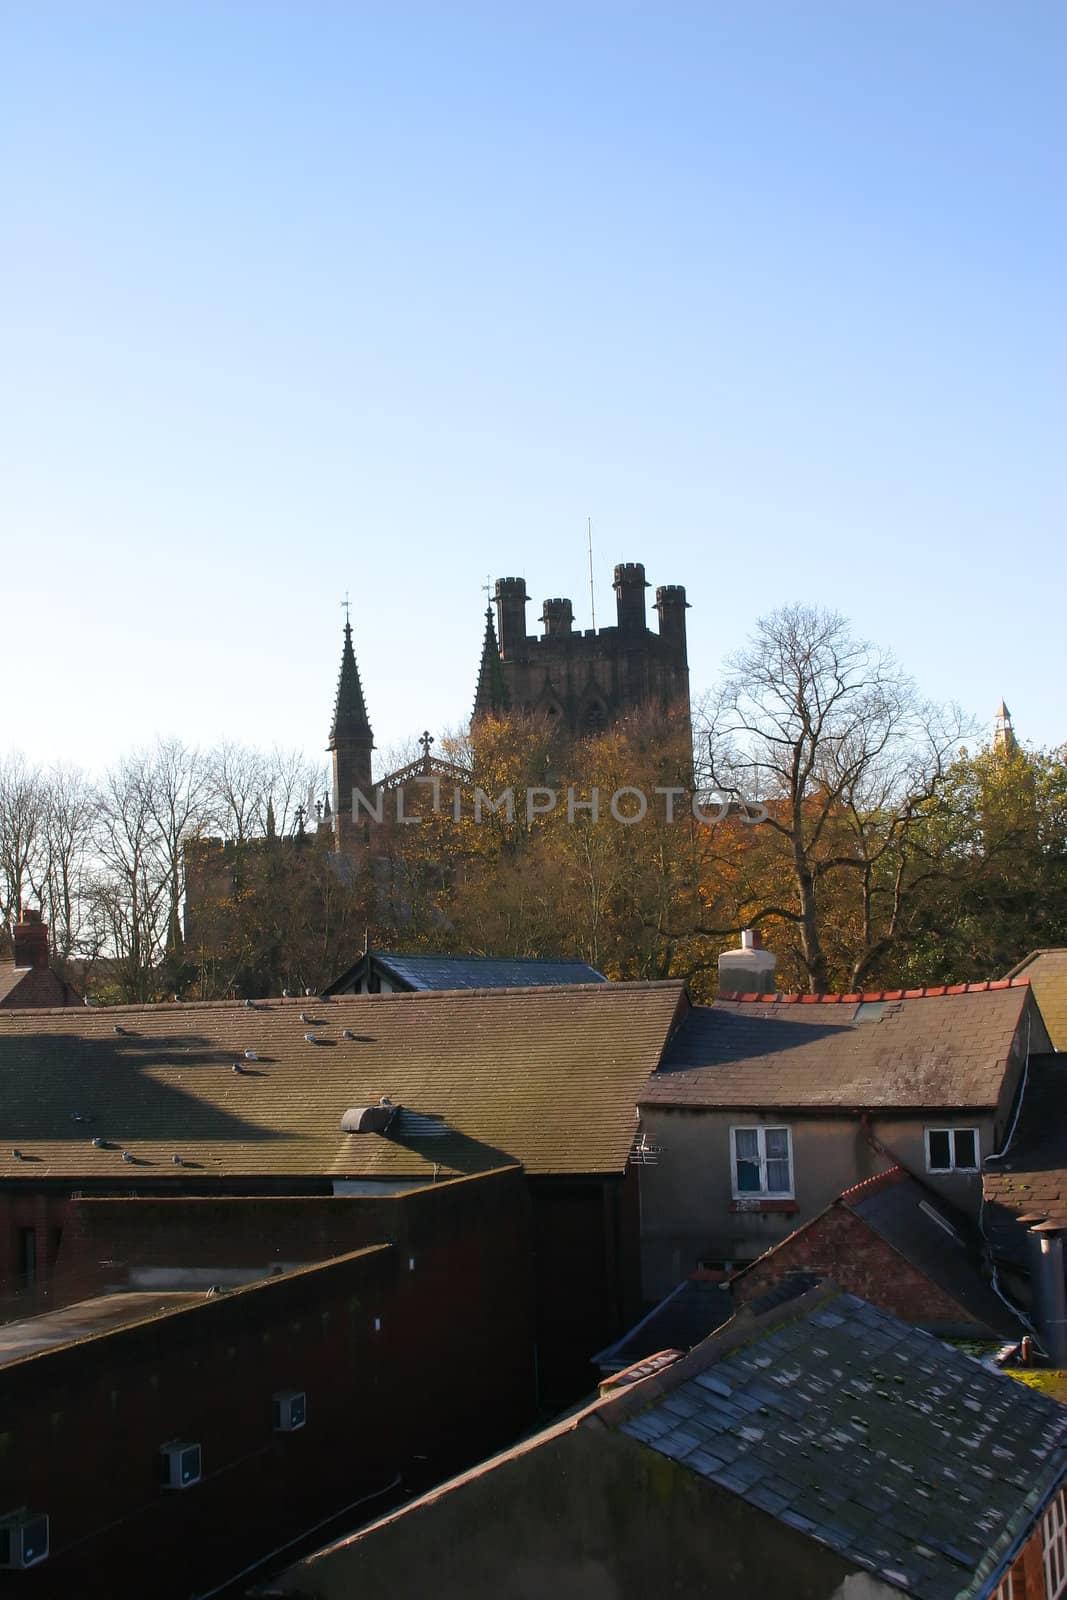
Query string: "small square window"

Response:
xmin=925 ymin=1127 xmax=979 ymax=1173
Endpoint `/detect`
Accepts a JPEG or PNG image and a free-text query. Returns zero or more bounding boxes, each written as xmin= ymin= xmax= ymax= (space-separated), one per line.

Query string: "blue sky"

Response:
xmin=4 ymin=2 xmax=1064 ymax=772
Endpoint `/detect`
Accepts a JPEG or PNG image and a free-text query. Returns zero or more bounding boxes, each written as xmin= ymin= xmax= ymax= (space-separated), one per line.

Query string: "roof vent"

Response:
xmin=341 ymin=1029 xmax=355 ymax=1040
xmin=172 ymin=1155 xmax=183 ymax=1166
xmin=341 ymin=1104 xmax=399 ymax=1135
xmin=113 ymin=1025 xmax=126 ymax=1035
xmin=232 ymin=1062 xmax=243 ymax=1074
xmin=245 ymin=998 xmax=256 ymax=1009
xmin=300 ymin=1011 xmax=311 ymax=1023
xmin=91 ymin=1137 xmax=104 ymax=1149
xmin=244 ymin=1049 xmax=258 ymax=1061
xmin=121 ymin=1151 xmax=134 ymax=1164
xmin=304 ymin=1031 xmax=317 ymax=1043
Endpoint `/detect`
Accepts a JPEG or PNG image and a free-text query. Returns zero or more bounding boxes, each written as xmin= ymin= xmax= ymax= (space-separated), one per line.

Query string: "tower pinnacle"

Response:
xmin=473 ymin=605 xmax=510 ymax=720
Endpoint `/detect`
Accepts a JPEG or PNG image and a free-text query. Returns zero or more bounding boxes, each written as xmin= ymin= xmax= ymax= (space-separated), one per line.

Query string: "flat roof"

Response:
xmin=0 ymin=1291 xmax=204 ymax=1366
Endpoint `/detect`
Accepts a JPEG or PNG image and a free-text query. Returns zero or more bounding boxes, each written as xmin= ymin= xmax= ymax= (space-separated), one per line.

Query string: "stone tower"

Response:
xmin=472 ymin=561 xmax=690 ymax=739
xmin=328 ymin=617 xmax=374 ymax=853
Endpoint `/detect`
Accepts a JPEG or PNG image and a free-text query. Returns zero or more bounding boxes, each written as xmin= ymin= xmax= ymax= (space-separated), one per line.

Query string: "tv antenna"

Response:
xmin=587 ymin=517 xmax=597 ymax=631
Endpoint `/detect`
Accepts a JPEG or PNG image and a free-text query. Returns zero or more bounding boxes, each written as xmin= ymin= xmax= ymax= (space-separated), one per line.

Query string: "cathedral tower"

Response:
xmin=473 ymin=561 xmax=691 ymax=740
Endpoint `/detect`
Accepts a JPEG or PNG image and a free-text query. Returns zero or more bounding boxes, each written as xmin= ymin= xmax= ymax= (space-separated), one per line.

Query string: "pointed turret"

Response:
xmin=328 ymin=616 xmax=374 ymax=853
xmin=473 ymin=606 xmax=510 ymax=721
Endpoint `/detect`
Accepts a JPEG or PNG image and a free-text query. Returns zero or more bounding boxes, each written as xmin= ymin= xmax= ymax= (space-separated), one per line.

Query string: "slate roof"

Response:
xmin=325 ymin=951 xmax=605 ymax=995
xmin=594 ymin=1276 xmax=734 ymax=1373
xmin=642 ymin=985 xmax=1032 ymax=1110
xmin=983 ymin=1054 xmax=1067 ymax=1265
xmin=0 ymin=982 xmax=684 ymax=1182
xmin=842 ymin=1169 xmax=1016 ymax=1336
xmin=611 ymin=1286 xmax=1067 ymax=1599
xmin=1005 ymin=949 xmax=1067 ymax=1050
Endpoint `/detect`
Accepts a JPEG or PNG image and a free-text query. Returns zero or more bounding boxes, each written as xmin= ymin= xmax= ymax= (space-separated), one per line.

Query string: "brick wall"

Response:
xmin=0 ymin=1169 xmax=535 ymax=1599
xmin=732 ymin=1202 xmax=985 ymax=1330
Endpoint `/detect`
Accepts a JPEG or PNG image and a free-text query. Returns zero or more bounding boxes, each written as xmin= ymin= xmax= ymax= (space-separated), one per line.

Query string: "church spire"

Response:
xmin=473 ymin=605 xmax=510 ymax=721
xmin=993 ymin=700 xmax=1017 ymax=756
xmin=328 ymin=612 xmax=374 ymax=855
xmin=329 ymin=618 xmax=373 ymax=747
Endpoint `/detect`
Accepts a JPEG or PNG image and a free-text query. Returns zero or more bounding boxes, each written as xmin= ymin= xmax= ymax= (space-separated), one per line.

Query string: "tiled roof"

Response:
xmin=326 ymin=952 xmax=605 ymax=994
xmin=642 ymin=987 xmax=1031 ymax=1110
xmin=0 ymin=962 xmax=78 ymax=1009
xmin=611 ymin=1287 xmax=1067 ymax=1599
xmin=0 ymin=982 xmax=684 ymax=1182
xmin=1005 ymin=950 xmax=1067 ymax=1050
xmin=719 ymin=978 xmax=1029 ymax=1004
xmin=983 ymin=1054 xmax=1067 ymax=1264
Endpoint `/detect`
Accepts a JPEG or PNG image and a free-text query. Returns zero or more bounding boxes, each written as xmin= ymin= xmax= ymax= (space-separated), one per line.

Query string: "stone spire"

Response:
xmin=328 ymin=616 xmax=374 ymax=853
xmin=473 ymin=606 xmax=510 ymax=720
xmin=330 ymin=619 xmax=373 ymax=748
xmin=993 ymin=700 xmax=1017 ymax=756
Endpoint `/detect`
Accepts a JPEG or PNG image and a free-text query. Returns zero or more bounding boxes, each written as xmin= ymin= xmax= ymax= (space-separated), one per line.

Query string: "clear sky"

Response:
xmin=4 ymin=2 xmax=1064 ymax=774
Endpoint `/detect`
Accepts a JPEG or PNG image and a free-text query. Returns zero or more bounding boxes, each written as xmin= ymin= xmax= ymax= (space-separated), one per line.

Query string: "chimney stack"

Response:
xmin=718 ymin=930 xmax=777 ymax=998
xmin=12 ymin=909 xmax=50 ymax=970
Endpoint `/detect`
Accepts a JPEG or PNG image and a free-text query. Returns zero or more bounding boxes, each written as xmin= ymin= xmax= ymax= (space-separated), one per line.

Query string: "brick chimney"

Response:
xmin=718 ymin=929 xmax=777 ymax=998
xmin=12 ymin=909 xmax=50 ymax=969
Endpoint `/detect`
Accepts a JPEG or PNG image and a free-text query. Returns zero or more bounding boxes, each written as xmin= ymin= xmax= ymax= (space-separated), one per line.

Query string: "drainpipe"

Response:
xmin=1029 ymin=1222 xmax=1067 ymax=1367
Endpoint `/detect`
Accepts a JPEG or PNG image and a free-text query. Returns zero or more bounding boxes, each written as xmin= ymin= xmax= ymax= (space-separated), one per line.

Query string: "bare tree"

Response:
xmin=146 ymin=738 xmax=211 ymax=954
xmin=207 ymin=742 xmax=268 ymax=843
xmin=263 ymin=747 xmax=327 ymax=837
xmin=701 ymin=605 xmax=970 ymax=992
xmin=0 ymin=753 xmax=48 ymax=930
xmin=42 ymin=764 xmax=96 ymax=960
xmin=91 ymin=753 xmax=172 ymax=998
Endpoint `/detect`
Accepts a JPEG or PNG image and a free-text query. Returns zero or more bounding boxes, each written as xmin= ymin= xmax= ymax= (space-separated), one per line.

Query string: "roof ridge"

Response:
xmin=0 ymin=979 xmax=684 ymax=1020
xmin=1004 ymin=948 xmax=1067 ymax=978
xmin=718 ymin=978 xmax=1029 ymax=1004
xmin=837 ymin=1166 xmax=906 ymax=1201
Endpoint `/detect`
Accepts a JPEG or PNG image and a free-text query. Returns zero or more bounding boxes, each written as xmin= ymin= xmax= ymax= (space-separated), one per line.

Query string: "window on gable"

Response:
xmin=925 ymin=1127 xmax=980 ymax=1173
xmin=731 ymin=1126 xmax=793 ymax=1198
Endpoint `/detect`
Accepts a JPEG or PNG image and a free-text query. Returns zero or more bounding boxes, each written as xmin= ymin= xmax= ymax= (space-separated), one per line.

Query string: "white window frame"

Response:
xmin=730 ymin=1125 xmax=794 ymax=1200
xmin=924 ymin=1126 xmax=980 ymax=1174
xmin=1045 ymin=1488 xmax=1067 ymax=1599
xmin=992 ymin=1569 xmax=1015 ymax=1600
